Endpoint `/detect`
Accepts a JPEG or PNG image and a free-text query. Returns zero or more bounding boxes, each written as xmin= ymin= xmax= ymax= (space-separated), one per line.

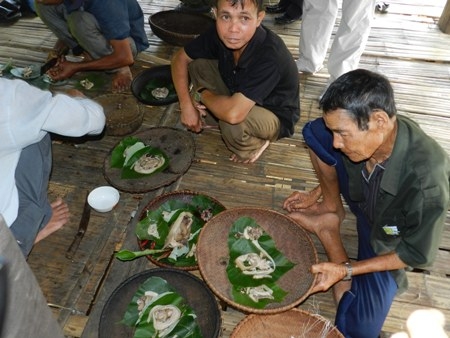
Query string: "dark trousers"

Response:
xmin=278 ymin=0 xmax=303 ymax=18
xmin=302 ymin=118 xmax=398 ymax=338
xmin=9 ymin=134 xmax=52 ymax=257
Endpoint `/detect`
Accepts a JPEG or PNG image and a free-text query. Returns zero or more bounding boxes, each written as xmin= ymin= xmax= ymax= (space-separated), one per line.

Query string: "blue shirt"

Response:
xmin=81 ymin=0 xmax=149 ymax=52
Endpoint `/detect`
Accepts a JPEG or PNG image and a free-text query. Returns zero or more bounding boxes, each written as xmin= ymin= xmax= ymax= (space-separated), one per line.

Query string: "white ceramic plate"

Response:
xmin=10 ymin=67 xmax=40 ymax=80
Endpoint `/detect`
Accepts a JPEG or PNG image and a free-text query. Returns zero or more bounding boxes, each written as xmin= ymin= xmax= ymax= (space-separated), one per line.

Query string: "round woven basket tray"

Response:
xmin=103 ymin=127 xmax=195 ymax=193
xmin=197 ymin=207 xmax=318 ymax=314
xmin=149 ymin=10 xmax=215 ymax=46
xmin=94 ymin=94 xmax=143 ymax=136
xmin=231 ymin=308 xmax=344 ymax=338
xmin=98 ymin=268 xmax=222 ymax=338
xmin=137 ymin=190 xmax=226 ymax=271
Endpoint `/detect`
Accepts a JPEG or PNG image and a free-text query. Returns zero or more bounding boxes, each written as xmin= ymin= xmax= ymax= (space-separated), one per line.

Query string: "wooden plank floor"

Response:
xmin=1 ymin=0 xmax=450 ymax=336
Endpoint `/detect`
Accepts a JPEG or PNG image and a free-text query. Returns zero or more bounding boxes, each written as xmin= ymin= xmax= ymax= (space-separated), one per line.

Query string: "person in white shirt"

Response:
xmin=0 ymin=78 xmax=105 ymax=256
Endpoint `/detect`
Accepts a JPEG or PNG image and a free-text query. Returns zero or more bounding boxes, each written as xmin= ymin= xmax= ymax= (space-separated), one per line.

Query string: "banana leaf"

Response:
xmin=231 ymin=283 xmax=288 ymax=309
xmin=139 ymin=78 xmax=178 ymax=103
xmin=226 ymin=216 xmax=295 ymax=307
xmin=74 ymin=72 xmax=108 ymax=91
xmin=134 ymin=196 xmax=225 ymax=267
xmin=121 ymin=146 xmax=169 ymax=179
xmin=110 ymin=136 xmax=169 ymax=179
xmin=121 ymin=276 xmax=202 ymax=338
xmin=110 ymin=136 xmax=143 ymax=168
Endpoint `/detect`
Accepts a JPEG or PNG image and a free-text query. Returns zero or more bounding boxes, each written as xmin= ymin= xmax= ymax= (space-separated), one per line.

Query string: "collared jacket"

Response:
xmin=343 ymin=115 xmax=450 ymax=292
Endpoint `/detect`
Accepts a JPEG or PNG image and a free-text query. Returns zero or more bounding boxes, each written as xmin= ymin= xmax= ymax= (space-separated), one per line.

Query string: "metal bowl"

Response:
xmin=131 ymin=65 xmax=178 ymax=106
xmin=149 ymin=10 xmax=215 ymax=46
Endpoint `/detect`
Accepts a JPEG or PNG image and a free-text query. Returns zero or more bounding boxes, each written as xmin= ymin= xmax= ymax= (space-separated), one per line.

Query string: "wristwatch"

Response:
xmin=194 ymin=87 xmax=207 ymax=103
xmin=342 ymin=261 xmax=353 ymax=281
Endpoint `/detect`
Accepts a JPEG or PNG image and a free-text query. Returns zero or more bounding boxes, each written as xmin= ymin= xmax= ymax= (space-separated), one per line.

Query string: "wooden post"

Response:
xmin=438 ymin=0 xmax=450 ymax=34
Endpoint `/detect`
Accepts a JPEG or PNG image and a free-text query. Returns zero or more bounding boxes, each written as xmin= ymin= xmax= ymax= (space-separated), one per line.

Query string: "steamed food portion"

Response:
xmin=151 ymin=87 xmax=170 ymax=99
xmin=131 ymin=195 xmax=225 ymax=267
xmin=122 ymin=276 xmax=202 ymax=338
xmin=226 ymin=217 xmax=295 ymax=309
xmin=110 ymin=136 xmax=169 ymax=179
xmin=80 ymin=78 xmax=94 ymax=89
xmin=22 ymin=66 xmax=33 ymax=79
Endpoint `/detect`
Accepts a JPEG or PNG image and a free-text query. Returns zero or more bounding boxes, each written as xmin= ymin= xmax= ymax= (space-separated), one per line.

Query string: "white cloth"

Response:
xmin=0 ymin=78 xmax=105 ymax=226
xmin=297 ymin=0 xmax=376 ymax=81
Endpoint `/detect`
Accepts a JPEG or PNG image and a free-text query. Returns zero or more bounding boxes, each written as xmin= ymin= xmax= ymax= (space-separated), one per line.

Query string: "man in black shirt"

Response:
xmin=171 ymin=0 xmax=300 ymax=163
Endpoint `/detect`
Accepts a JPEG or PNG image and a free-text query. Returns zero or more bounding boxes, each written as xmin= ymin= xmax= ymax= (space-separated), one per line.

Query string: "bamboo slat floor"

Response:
xmin=1 ymin=0 xmax=450 ymax=337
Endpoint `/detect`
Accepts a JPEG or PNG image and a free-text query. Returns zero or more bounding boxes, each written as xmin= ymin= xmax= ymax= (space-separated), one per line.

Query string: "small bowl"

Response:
xmin=131 ymin=65 xmax=178 ymax=106
xmin=88 ymin=186 xmax=120 ymax=212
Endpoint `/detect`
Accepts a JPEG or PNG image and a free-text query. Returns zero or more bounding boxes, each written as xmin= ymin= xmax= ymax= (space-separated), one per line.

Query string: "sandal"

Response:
xmin=375 ymin=1 xmax=389 ymax=14
xmin=0 ymin=0 xmax=21 ymax=22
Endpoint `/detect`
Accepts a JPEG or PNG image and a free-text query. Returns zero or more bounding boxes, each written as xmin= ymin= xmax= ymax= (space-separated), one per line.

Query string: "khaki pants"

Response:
xmin=0 ymin=215 xmax=64 ymax=338
xmin=188 ymin=59 xmax=280 ymax=159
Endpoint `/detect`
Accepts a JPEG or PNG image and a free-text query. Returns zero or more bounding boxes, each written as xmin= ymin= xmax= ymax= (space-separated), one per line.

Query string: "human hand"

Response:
xmin=309 ymin=262 xmax=348 ymax=294
xmin=180 ymin=104 xmax=203 ymax=133
xmin=283 ymin=186 xmax=321 ymax=211
xmin=48 ymin=57 xmax=78 ymax=81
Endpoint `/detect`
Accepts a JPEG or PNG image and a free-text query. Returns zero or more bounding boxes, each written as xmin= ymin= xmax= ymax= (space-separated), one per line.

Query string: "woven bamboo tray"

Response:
xmin=94 ymin=94 xmax=143 ymax=136
xmin=137 ymin=190 xmax=226 ymax=271
xmin=197 ymin=207 xmax=318 ymax=315
xmin=148 ymin=10 xmax=215 ymax=46
xmin=231 ymin=308 xmax=344 ymax=338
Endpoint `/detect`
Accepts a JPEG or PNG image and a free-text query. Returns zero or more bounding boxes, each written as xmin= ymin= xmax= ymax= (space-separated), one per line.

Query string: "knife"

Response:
xmin=66 ymin=191 xmax=91 ymax=260
xmin=40 ymin=57 xmax=58 ymax=76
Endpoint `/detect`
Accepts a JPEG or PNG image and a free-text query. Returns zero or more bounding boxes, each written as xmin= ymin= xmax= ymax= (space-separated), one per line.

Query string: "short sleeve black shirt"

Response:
xmin=184 ymin=25 xmax=300 ymax=138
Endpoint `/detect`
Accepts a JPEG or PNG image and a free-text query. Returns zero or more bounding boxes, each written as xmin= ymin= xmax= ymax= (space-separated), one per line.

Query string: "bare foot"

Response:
xmin=288 ymin=208 xmax=341 ymax=236
xmin=34 ymin=198 xmax=70 ymax=244
xmin=112 ymin=66 xmax=132 ymax=93
xmin=229 ymin=140 xmax=270 ymax=164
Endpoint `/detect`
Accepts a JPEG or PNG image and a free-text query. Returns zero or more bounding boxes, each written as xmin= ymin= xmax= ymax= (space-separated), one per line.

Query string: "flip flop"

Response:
xmin=0 ymin=2 xmax=21 ymax=22
xmin=375 ymin=1 xmax=389 ymax=14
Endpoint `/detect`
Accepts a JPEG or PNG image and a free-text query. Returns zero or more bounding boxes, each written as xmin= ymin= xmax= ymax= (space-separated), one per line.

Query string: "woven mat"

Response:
xmin=231 ymin=308 xmax=344 ymax=338
xmin=98 ymin=268 xmax=221 ymax=338
xmin=197 ymin=207 xmax=318 ymax=314
xmin=137 ymin=190 xmax=226 ymax=271
xmin=103 ymin=127 xmax=195 ymax=193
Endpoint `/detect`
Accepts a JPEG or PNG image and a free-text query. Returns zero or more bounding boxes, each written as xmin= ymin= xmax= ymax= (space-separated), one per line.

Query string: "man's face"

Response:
xmin=324 ymin=109 xmax=385 ymax=163
xmin=214 ymin=0 xmax=264 ymax=51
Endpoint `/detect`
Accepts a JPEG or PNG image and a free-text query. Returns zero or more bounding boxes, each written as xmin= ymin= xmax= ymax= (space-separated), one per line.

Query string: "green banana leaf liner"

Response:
xmin=139 ymin=78 xmax=178 ymax=103
xmin=226 ymin=217 xmax=295 ymax=309
xmin=121 ymin=276 xmax=202 ymax=338
xmin=135 ymin=196 xmax=225 ymax=268
xmin=110 ymin=136 xmax=169 ymax=179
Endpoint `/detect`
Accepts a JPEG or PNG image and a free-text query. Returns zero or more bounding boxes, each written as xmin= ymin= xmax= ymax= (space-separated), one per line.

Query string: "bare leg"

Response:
xmin=34 ymin=198 xmax=70 ymax=244
xmin=284 ymin=148 xmax=345 ymax=219
xmin=229 ymin=140 xmax=270 ymax=164
xmin=290 ymin=210 xmax=351 ymax=303
xmin=285 ymin=149 xmax=350 ymax=303
xmin=112 ymin=66 xmax=132 ymax=93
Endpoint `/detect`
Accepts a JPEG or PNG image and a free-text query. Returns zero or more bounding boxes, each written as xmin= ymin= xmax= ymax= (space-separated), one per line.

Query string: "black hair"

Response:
xmin=213 ymin=0 xmax=264 ymax=12
xmin=319 ymin=69 xmax=397 ymax=131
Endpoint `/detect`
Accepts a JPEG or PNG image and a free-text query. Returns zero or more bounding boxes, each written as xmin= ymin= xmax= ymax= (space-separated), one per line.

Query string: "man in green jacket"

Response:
xmin=283 ymin=69 xmax=450 ymax=337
